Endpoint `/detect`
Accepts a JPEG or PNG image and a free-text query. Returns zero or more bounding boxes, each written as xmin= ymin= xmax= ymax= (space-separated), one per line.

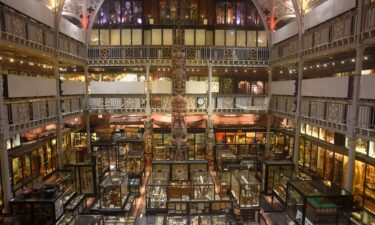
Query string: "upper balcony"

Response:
xmin=88 ymin=46 xmax=269 ymax=67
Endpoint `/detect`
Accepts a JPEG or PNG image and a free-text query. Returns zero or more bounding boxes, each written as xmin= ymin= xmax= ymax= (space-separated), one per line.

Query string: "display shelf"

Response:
xmin=9 ymin=191 xmax=64 ymax=225
xmin=286 ymin=179 xmax=354 ymax=225
xmin=146 ymin=171 xmax=169 ymax=214
xmin=64 ymin=194 xmax=86 ymax=216
xmin=258 ymin=160 xmax=294 ymax=194
xmin=43 ymin=170 xmax=77 ymax=206
xmin=91 ymin=171 xmax=128 ymax=214
xmin=191 ymin=171 xmax=214 ymax=200
xmin=127 ymin=150 xmax=145 ymax=179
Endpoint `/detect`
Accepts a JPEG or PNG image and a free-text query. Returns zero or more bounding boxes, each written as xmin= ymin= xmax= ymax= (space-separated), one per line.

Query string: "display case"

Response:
xmin=259 ymin=160 xmax=294 ymax=194
xmin=272 ymin=170 xmax=311 ymax=207
xmin=43 ymin=170 xmax=77 ymax=205
xmin=104 ymin=216 xmax=137 ymax=225
xmin=146 ymin=171 xmax=169 ymax=214
xmin=64 ymin=145 xmax=88 ymax=164
xmin=10 ymin=191 xmax=64 ymax=225
xmin=231 ymin=170 xmax=260 ymax=208
xmin=136 ymin=215 xmax=165 ymax=225
xmin=0 ymin=216 xmax=21 ymax=225
xmin=218 ymin=170 xmax=232 ymax=194
xmin=92 ymin=141 xmax=118 ymax=171
xmin=56 ymin=214 xmax=74 ymax=225
xmin=191 ymin=171 xmax=214 ymax=200
xmin=128 ymin=178 xmax=141 ymax=197
xmin=126 ymin=150 xmax=145 ymax=179
xmin=64 ymin=195 xmax=86 ymax=217
xmin=346 ymin=209 xmax=375 ymax=225
xmin=286 ymin=179 xmax=354 ymax=225
xmin=74 ymin=215 xmax=104 ymax=225
xmin=65 ymin=163 xmax=98 ymax=195
xmin=92 ymin=171 xmax=128 ymax=214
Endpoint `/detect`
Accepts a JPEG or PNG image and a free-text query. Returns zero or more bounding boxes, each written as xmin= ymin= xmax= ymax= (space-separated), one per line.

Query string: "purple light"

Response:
xmin=137 ymin=18 xmax=142 ymax=24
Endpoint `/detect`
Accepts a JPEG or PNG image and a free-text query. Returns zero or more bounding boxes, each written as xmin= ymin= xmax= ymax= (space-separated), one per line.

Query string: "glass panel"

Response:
xmin=235 ymin=2 xmax=246 ymax=25
xmin=353 ymin=161 xmax=366 ymax=207
xmin=195 ymin=133 xmax=206 ymax=160
xmin=304 ymin=140 xmax=311 ymax=168
xmin=216 ymin=132 xmax=226 ymax=144
xmin=184 ymin=29 xmax=195 ymax=45
xmin=236 ymin=30 xmax=246 ymax=46
xmin=226 ymin=2 xmax=235 ymax=25
xmin=326 ymin=130 xmax=334 ymax=144
xmin=356 ymin=139 xmax=368 ymax=155
xmin=257 ymin=31 xmax=267 ymax=47
xmin=110 ymin=0 xmax=122 ymax=24
xmin=152 ymin=29 xmax=162 ymax=45
xmin=100 ymin=29 xmax=110 ymax=45
xmin=215 ymin=30 xmax=225 ymax=46
xmin=188 ymin=133 xmax=195 ymax=160
xmin=365 ymin=165 xmax=375 ymax=214
xmin=163 ymin=29 xmax=173 ymax=45
xmin=298 ymin=139 xmax=304 ymax=166
xmin=144 ymin=30 xmax=151 ymax=45
xmin=226 ymin=30 xmax=235 ymax=46
xmin=370 ymin=141 xmax=375 ymax=158
xmin=132 ymin=29 xmax=142 ymax=45
xmin=236 ymin=132 xmax=246 ymax=144
xmin=205 ymin=30 xmax=213 ymax=45
xmin=255 ymin=132 xmax=265 ymax=144
xmin=121 ymin=29 xmax=132 ymax=45
xmin=226 ymin=132 xmax=235 ymax=144
xmin=319 ymin=128 xmax=326 ymax=141
xmin=247 ymin=31 xmax=256 ymax=47
xmin=24 ymin=154 xmax=31 ymax=178
xmin=324 ymin=150 xmax=334 ymax=181
xmin=12 ymin=157 xmax=23 ymax=185
xmin=110 ymin=29 xmax=120 ymax=45
xmin=90 ymin=30 xmax=99 ymax=45
xmin=306 ymin=124 xmax=312 ymax=136
xmin=133 ymin=1 xmax=143 ymax=24
xmin=311 ymin=126 xmax=319 ymax=138
xmin=246 ymin=132 xmax=255 ymax=144
xmin=332 ymin=154 xmax=343 ymax=186
xmin=317 ymin=147 xmax=325 ymax=178
xmin=195 ymin=29 xmax=205 ymax=45
xmin=300 ymin=123 xmax=306 ymax=134
xmin=310 ymin=144 xmax=318 ymax=172
xmin=216 ymin=2 xmax=225 ymax=24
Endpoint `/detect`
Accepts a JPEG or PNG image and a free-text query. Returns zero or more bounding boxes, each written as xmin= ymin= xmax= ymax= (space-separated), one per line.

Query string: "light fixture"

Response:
xmin=20 ymin=61 xmax=24 ymax=64
xmin=304 ymin=67 xmax=307 ymax=70
xmin=197 ymin=68 xmax=200 ymax=72
xmin=316 ymin=64 xmax=320 ymax=68
xmin=234 ymin=69 xmax=238 ymax=72
xmin=351 ymin=58 xmax=355 ymax=62
xmin=341 ymin=61 xmax=345 ymax=64
xmin=29 ymin=62 xmax=34 ymax=66
xmin=225 ymin=68 xmax=228 ymax=72
xmin=244 ymin=69 xmax=247 ymax=72
xmin=280 ymin=71 xmax=283 ymax=74
xmin=364 ymin=56 xmax=368 ymax=60
xmin=310 ymin=66 xmax=313 ymax=69
xmin=9 ymin=58 xmax=14 ymax=62
xmin=323 ymin=64 xmax=327 ymax=67
xmin=0 ymin=56 xmax=2 ymax=60
xmin=332 ymin=62 xmax=335 ymax=66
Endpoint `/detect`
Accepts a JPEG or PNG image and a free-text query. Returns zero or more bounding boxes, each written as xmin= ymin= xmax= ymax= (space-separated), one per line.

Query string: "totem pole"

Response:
xmin=206 ymin=117 xmax=215 ymax=165
xmin=170 ymin=24 xmax=188 ymax=160
xmin=143 ymin=118 xmax=153 ymax=166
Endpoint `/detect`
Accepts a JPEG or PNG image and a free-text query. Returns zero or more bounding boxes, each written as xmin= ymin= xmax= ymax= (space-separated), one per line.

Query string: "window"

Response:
xmin=215 ymin=1 xmax=258 ymax=26
xmin=159 ymin=0 xmax=198 ymax=25
xmin=95 ymin=0 xmax=143 ymax=26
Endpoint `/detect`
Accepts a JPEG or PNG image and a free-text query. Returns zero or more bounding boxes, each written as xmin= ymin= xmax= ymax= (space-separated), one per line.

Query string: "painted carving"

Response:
xmin=170 ymin=25 xmax=188 ymax=160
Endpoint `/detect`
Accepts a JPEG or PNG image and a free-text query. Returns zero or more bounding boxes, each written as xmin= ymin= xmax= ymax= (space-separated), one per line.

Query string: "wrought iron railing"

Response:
xmin=88 ymin=46 xmax=269 ymax=61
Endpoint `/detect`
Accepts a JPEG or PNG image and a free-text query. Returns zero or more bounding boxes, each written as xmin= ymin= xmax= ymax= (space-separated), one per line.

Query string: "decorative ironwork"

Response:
xmin=248 ymin=50 xmax=257 ymax=59
xmin=100 ymin=48 xmax=110 ymax=58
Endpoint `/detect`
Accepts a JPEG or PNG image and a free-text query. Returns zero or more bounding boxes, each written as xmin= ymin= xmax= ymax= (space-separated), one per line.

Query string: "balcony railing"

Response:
xmin=89 ymin=94 xmax=268 ymax=114
xmin=4 ymin=96 xmax=85 ymax=133
xmin=88 ymin=46 xmax=269 ymax=61
xmin=0 ymin=5 xmax=85 ymax=60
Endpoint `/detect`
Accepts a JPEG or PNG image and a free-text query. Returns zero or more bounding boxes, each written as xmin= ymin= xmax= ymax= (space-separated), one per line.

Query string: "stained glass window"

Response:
xmin=215 ymin=1 xmax=259 ymax=26
xmin=95 ymin=0 xmax=143 ymax=26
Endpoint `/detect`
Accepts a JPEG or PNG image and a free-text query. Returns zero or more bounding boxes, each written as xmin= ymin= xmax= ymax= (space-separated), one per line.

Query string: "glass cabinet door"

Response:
xmin=365 ymin=165 xmax=375 ymax=215
xmin=195 ymin=133 xmax=206 ymax=160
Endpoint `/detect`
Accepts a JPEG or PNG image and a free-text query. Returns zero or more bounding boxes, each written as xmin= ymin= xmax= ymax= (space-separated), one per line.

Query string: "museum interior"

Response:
xmin=0 ymin=0 xmax=374 ymax=224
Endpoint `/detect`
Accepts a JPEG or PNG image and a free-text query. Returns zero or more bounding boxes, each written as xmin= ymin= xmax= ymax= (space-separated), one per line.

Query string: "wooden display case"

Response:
xmin=10 ymin=192 xmax=64 ymax=225
xmin=64 ymin=194 xmax=86 ymax=217
xmin=258 ymin=160 xmax=294 ymax=194
xmin=286 ymin=179 xmax=354 ymax=225
xmin=43 ymin=170 xmax=77 ymax=206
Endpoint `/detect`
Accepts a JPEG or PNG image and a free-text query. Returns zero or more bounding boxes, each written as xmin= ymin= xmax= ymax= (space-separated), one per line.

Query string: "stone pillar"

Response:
xmin=345 ymin=46 xmax=364 ymax=192
xmin=293 ymin=61 xmax=304 ymax=174
xmin=0 ymin=73 xmax=12 ymax=214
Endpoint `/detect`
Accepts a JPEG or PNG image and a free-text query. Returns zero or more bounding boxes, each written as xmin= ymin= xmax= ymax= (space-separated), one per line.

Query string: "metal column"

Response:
xmin=345 ymin=46 xmax=364 ymax=192
xmin=265 ymin=67 xmax=273 ymax=153
xmin=145 ymin=64 xmax=151 ymax=117
xmin=293 ymin=61 xmax=304 ymax=174
xmin=84 ymin=64 xmax=91 ymax=152
xmin=0 ymin=73 xmax=12 ymax=214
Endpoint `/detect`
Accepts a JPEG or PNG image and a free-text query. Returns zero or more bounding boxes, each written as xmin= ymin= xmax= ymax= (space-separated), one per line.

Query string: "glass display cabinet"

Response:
xmin=153 ymin=146 xmax=169 ymax=160
xmin=64 ymin=195 xmax=86 ymax=217
xmin=126 ymin=150 xmax=145 ymax=179
xmin=346 ymin=209 xmax=375 ymax=225
xmin=136 ymin=215 xmax=165 ymax=225
xmin=231 ymin=170 xmax=261 ymax=208
xmin=166 ymin=216 xmax=188 ymax=225
xmin=104 ymin=216 xmax=137 ymax=225
xmin=92 ymin=171 xmax=128 ymax=213
xmin=272 ymin=170 xmax=311 ymax=207
xmin=146 ymin=171 xmax=169 ymax=214
xmin=128 ymin=178 xmax=141 ymax=197
xmin=74 ymin=215 xmax=104 ymax=225
xmin=191 ymin=171 xmax=214 ymax=200
xmin=286 ymin=179 xmax=354 ymax=225
xmin=10 ymin=191 xmax=64 ymax=225
xmin=259 ymin=160 xmax=294 ymax=194
xmin=218 ymin=170 xmax=232 ymax=194
xmin=56 ymin=214 xmax=74 ymax=225
xmin=65 ymin=162 xmax=99 ymax=195
xmin=217 ymin=150 xmax=239 ymax=171
xmin=43 ymin=170 xmax=77 ymax=205
xmin=92 ymin=141 xmax=118 ymax=171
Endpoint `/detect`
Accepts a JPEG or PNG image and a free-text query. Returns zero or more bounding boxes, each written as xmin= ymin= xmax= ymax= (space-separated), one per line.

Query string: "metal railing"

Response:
xmin=88 ymin=45 xmax=269 ymax=61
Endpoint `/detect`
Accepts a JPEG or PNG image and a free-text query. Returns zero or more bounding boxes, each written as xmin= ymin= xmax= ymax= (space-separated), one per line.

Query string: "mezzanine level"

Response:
xmin=0 ymin=5 xmax=86 ymax=65
xmin=271 ymin=4 xmax=375 ymax=64
xmin=270 ymin=95 xmax=375 ymax=138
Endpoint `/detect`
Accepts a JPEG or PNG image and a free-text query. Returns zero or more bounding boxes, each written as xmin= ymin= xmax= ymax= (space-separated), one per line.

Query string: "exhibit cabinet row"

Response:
xmin=272 ymin=129 xmax=375 ymax=216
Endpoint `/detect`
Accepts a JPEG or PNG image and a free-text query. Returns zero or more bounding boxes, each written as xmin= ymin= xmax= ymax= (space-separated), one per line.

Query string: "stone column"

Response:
xmin=0 ymin=73 xmax=12 ymax=214
xmin=345 ymin=46 xmax=364 ymax=192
